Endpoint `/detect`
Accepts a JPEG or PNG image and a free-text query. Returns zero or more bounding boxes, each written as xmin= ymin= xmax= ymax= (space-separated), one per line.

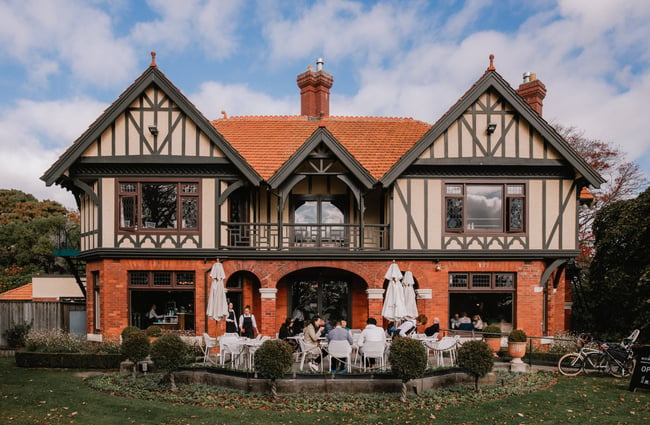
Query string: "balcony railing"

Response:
xmin=222 ymin=222 xmax=388 ymax=251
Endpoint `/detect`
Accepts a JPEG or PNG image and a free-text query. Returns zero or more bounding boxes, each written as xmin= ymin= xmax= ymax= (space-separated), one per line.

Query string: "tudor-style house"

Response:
xmin=42 ymin=54 xmax=603 ymax=341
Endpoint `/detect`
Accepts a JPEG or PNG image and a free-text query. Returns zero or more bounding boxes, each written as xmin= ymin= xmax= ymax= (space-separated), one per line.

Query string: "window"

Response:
xmin=448 ymin=272 xmax=516 ymax=290
xmin=291 ymin=195 xmax=347 ymax=246
xmin=128 ymin=271 xmax=195 ymax=288
xmin=118 ymin=180 xmax=199 ymax=232
xmin=445 ymin=183 xmax=525 ymax=233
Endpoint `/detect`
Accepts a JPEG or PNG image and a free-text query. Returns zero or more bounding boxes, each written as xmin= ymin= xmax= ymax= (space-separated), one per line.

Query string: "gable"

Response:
xmin=80 ymin=85 xmax=224 ymax=159
xmin=381 ymin=70 xmax=604 ymax=188
xmin=419 ymin=88 xmax=562 ymax=162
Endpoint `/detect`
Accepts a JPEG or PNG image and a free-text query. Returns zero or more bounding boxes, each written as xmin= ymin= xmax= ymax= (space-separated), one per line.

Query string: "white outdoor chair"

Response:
xmin=201 ymin=333 xmax=218 ymax=365
xmin=360 ymin=340 xmax=386 ymax=371
xmin=327 ymin=340 xmax=353 ymax=372
xmin=420 ymin=333 xmax=439 ymax=367
xmin=297 ymin=336 xmax=323 ymax=372
xmin=219 ymin=333 xmax=242 ymax=367
xmin=433 ymin=336 xmax=459 ymax=367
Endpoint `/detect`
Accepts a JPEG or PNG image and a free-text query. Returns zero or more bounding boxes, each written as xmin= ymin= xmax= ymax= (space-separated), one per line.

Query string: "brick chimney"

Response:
xmin=296 ymin=58 xmax=333 ymax=118
xmin=516 ymin=72 xmax=546 ymax=116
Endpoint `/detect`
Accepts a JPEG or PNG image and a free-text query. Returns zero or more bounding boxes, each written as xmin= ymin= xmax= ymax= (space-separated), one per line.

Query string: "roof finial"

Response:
xmin=150 ymin=51 xmax=157 ymax=67
xmin=221 ymin=110 xmax=228 ymax=119
xmin=487 ymin=54 xmax=495 ymax=71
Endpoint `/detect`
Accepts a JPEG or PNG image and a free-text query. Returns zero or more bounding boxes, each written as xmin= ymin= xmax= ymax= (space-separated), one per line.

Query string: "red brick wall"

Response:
xmin=87 ymin=258 xmax=563 ymax=340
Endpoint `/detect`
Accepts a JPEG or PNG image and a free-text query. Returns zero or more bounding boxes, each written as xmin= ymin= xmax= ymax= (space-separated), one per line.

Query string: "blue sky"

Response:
xmin=1 ymin=0 xmax=649 ymax=209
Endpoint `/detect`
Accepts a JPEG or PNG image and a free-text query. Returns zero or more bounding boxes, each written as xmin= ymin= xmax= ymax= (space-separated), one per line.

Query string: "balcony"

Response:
xmin=221 ymin=222 xmax=388 ymax=251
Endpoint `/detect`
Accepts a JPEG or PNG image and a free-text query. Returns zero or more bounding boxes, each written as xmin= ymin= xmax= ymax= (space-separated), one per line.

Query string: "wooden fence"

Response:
xmin=0 ymin=301 xmax=86 ymax=347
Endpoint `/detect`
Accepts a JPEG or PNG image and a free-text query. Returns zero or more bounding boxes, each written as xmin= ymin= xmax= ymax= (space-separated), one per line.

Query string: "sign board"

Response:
xmin=629 ymin=345 xmax=650 ymax=392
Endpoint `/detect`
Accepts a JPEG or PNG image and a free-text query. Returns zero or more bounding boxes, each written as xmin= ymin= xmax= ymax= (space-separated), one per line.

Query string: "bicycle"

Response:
xmin=557 ymin=330 xmax=639 ymax=377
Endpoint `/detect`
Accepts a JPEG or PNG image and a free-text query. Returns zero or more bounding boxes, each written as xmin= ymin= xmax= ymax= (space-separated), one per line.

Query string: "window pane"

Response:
xmin=446 ymin=198 xmax=463 ymax=229
xmin=466 ymin=185 xmax=502 ymax=230
xmin=507 ymin=185 xmax=524 ymax=195
xmin=495 ymin=274 xmax=514 ymax=288
xmin=446 ymin=184 xmax=463 ymax=195
xmin=449 ymin=274 xmax=468 ymax=288
xmin=141 ymin=184 xmax=177 ymax=229
xmin=294 ymin=201 xmax=317 ymax=242
xmin=153 ymin=272 xmax=172 ymax=286
xmin=121 ymin=183 xmax=136 ymax=193
xmin=181 ymin=197 xmax=198 ymax=229
xmin=120 ymin=196 xmax=135 ymax=227
xmin=472 ymin=274 xmax=491 ymax=288
xmin=130 ymin=272 xmax=149 ymax=286
xmin=321 ymin=201 xmax=344 ymax=241
xmin=176 ymin=272 xmax=195 ymax=286
xmin=508 ymin=198 xmax=524 ymax=231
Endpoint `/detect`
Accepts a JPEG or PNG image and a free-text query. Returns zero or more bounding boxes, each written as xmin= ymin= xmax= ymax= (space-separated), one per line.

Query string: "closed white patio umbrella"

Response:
xmin=206 ymin=261 xmax=228 ymax=321
xmin=402 ymin=271 xmax=418 ymax=320
xmin=381 ymin=262 xmax=407 ymax=322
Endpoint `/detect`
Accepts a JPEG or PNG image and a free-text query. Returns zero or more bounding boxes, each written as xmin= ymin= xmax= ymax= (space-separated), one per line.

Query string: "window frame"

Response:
xmin=448 ymin=272 xmax=516 ymax=291
xmin=116 ymin=179 xmax=200 ymax=234
xmin=444 ymin=182 xmax=526 ymax=234
xmin=127 ymin=270 xmax=196 ymax=289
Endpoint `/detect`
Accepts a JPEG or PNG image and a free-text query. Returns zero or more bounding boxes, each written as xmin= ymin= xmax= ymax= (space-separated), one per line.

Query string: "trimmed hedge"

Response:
xmin=15 ymin=351 xmax=123 ymax=369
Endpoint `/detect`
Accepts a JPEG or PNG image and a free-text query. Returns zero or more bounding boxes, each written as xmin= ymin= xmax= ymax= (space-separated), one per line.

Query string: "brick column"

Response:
xmin=366 ymin=288 xmax=384 ymax=322
xmin=259 ymin=288 xmax=277 ymax=337
xmin=416 ymin=289 xmax=432 ymax=333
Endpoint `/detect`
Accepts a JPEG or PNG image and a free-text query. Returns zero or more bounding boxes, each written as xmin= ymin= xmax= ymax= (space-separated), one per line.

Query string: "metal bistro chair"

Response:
xmin=247 ymin=336 xmax=271 ymax=370
xmin=297 ymin=336 xmax=323 ymax=372
xmin=201 ymin=333 xmax=218 ymax=365
xmin=219 ymin=333 xmax=243 ymax=368
xmin=433 ymin=336 xmax=459 ymax=367
xmin=327 ymin=340 xmax=353 ymax=372
xmin=360 ymin=340 xmax=386 ymax=371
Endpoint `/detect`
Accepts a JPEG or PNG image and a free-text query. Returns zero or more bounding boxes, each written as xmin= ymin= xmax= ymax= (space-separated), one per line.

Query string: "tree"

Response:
xmin=120 ymin=330 xmax=150 ymax=378
xmin=0 ymin=189 xmax=80 ymax=294
xmin=150 ymin=334 xmax=190 ymax=391
xmin=456 ymin=340 xmax=494 ymax=392
xmin=580 ymin=187 xmax=650 ymax=342
xmin=388 ymin=337 xmax=428 ymax=402
xmin=554 ymin=125 xmax=648 ymax=265
xmin=254 ymin=339 xmax=294 ymax=399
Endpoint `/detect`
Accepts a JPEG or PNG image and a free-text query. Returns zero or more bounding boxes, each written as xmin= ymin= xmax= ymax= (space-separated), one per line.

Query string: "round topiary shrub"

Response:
xmin=388 ymin=336 xmax=427 ymax=402
xmin=508 ymin=329 xmax=527 ymax=342
xmin=254 ymin=339 xmax=294 ymax=398
xmin=150 ymin=334 xmax=189 ymax=391
xmin=120 ymin=330 xmax=150 ymax=378
xmin=456 ymin=340 xmax=494 ymax=392
xmin=121 ymin=326 xmax=142 ymax=341
xmin=482 ymin=325 xmax=501 ymax=338
xmin=145 ymin=325 xmax=162 ymax=338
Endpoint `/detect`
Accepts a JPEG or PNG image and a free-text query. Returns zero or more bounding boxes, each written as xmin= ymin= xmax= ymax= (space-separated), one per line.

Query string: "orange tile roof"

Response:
xmin=212 ymin=116 xmax=431 ymax=180
xmin=0 ymin=283 xmax=32 ymax=301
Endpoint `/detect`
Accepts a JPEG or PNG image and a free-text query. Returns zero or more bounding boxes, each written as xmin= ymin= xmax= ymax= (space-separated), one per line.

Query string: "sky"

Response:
xmin=1 ymin=0 xmax=649 ymax=210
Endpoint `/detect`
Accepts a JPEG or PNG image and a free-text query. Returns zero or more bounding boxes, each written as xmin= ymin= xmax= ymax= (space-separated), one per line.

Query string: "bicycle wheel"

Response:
xmin=608 ymin=357 xmax=635 ymax=378
xmin=558 ymin=353 xmax=584 ymax=376
xmin=583 ymin=351 xmax=608 ymax=375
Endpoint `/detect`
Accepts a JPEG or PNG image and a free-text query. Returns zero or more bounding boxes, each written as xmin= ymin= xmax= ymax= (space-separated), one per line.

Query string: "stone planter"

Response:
xmin=485 ymin=337 xmax=502 ymax=356
xmin=508 ymin=341 xmax=527 ymax=364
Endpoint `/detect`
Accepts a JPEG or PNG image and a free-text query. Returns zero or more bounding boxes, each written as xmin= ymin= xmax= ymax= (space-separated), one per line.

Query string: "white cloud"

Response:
xmin=0 ymin=97 xmax=107 ymax=209
xmin=190 ymin=81 xmax=295 ymax=118
xmin=0 ymin=0 xmax=138 ymax=88
xmin=130 ymin=0 xmax=243 ymax=59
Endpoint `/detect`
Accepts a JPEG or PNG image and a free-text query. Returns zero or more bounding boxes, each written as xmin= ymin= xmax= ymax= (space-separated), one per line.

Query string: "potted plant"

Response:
xmin=507 ymin=329 xmax=528 ymax=363
xmin=482 ymin=325 xmax=502 ymax=355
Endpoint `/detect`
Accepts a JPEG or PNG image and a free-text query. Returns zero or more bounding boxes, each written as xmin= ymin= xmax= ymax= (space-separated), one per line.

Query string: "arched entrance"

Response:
xmin=280 ymin=267 xmax=367 ymax=331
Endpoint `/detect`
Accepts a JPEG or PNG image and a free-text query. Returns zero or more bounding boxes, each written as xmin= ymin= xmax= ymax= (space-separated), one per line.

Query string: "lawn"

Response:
xmin=0 ymin=357 xmax=647 ymax=424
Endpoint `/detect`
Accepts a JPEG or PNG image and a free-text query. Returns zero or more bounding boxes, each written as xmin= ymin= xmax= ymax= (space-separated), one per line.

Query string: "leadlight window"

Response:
xmin=449 ymin=272 xmax=516 ymax=290
xmin=128 ymin=271 xmax=195 ymax=288
xmin=117 ymin=181 xmax=199 ymax=232
xmin=445 ymin=183 xmax=525 ymax=233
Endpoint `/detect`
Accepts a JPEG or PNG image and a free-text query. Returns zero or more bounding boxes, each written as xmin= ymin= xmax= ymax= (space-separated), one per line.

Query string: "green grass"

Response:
xmin=0 ymin=357 xmax=648 ymax=424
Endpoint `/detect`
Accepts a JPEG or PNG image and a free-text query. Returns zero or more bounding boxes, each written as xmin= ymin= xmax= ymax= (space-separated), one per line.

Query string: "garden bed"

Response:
xmin=15 ymin=351 xmax=122 ymax=369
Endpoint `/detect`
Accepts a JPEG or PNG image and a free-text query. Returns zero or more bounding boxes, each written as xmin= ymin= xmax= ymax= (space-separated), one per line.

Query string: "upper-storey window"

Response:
xmin=118 ymin=180 xmax=199 ymax=232
xmin=445 ymin=183 xmax=525 ymax=233
xmin=291 ymin=195 xmax=347 ymax=247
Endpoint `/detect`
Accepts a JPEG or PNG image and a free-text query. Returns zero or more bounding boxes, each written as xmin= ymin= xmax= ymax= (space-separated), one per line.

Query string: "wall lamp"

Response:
xmin=148 ymin=124 xmax=159 ymax=136
xmin=487 ymin=122 xmax=497 ymax=135
xmin=434 ymin=259 xmax=441 ymax=271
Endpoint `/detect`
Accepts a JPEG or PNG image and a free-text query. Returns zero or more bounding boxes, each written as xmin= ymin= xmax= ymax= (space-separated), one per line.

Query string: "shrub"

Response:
xmin=482 ymin=325 xmax=501 ymax=338
xmin=121 ymin=330 xmax=150 ymax=378
xmin=254 ymin=340 xmax=293 ymax=399
xmin=145 ymin=325 xmax=162 ymax=337
xmin=121 ymin=326 xmax=142 ymax=341
xmin=24 ymin=329 xmax=86 ymax=353
xmin=388 ymin=336 xmax=427 ymax=402
xmin=150 ymin=334 xmax=189 ymax=391
xmin=456 ymin=340 xmax=494 ymax=392
xmin=508 ymin=329 xmax=527 ymax=342
xmin=3 ymin=323 xmax=32 ymax=348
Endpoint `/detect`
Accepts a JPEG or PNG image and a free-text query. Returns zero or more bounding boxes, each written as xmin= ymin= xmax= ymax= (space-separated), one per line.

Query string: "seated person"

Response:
xmin=278 ymin=318 xmax=297 ymax=350
xmin=146 ymin=304 xmax=163 ymax=325
xmin=424 ymin=317 xmax=440 ymax=337
xmin=472 ymin=314 xmax=485 ymax=330
xmin=358 ymin=317 xmax=385 ymax=368
xmin=395 ymin=314 xmax=428 ymax=337
xmin=327 ymin=320 xmax=353 ymax=372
